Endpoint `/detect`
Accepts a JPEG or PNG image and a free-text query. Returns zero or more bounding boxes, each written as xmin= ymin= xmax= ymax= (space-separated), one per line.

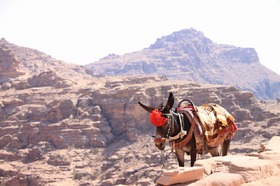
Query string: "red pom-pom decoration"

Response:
xmin=150 ymin=109 xmax=168 ymax=127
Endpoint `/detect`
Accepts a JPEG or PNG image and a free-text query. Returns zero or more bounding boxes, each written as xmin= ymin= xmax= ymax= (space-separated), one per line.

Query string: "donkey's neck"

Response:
xmin=170 ymin=112 xmax=183 ymax=136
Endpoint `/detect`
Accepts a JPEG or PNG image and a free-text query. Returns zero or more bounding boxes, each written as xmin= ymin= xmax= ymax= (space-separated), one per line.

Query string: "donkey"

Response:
xmin=138 ymin=92 xmax=236 ymax=167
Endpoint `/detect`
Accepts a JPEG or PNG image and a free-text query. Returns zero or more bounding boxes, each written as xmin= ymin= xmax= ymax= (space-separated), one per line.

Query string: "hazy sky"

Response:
xmin=0 ymin=0 xmax=280 ymax=75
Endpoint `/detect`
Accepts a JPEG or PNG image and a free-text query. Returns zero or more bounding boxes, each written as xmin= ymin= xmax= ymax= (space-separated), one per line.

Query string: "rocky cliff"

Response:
xmin=1 ymin=38 xmax=280 ymax=185
xmin=86 ymin=28 xmax=280 ymax=100
xmin=0 ymin=38 xmax=93 ymax=89
xmin=1 ymin=73 xmax=280 ymax=185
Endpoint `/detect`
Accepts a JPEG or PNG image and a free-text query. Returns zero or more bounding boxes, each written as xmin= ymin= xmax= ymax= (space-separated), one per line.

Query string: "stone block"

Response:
xmin=156 ymin=166 xmax=204 ymax=185
xmin=195 ymin=158 xmax=217 ymax=175
xmin=228 ymin=156 xmax=278 ymax=182
xmin=259 ymin=151 xmax=280 ymax=168
xmin=189 ymin=172 xmax=244 ymax=186
xmin=266 ymin=136 xmax=280 ymax=152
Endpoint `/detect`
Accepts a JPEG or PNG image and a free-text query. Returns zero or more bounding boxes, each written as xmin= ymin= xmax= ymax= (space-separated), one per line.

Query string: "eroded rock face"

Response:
xmin=0 ymin=76 xmax=278 ymax=151
xmin=0 ymin=72 xmax=280 ymax=185
xmin=27 ymin=71 xmax=71 ymax=88
xmin=86 ymin=28 xmax=280 ymax=99
xmin=0 ymin=39 xmax=24 ymax=78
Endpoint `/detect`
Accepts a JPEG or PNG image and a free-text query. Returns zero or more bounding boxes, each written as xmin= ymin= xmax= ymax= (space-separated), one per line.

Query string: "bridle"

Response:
xmin=153 ymin=110 xmax=188 ymax=144
xmin=153 ymin=99 xmax=197 ymax=149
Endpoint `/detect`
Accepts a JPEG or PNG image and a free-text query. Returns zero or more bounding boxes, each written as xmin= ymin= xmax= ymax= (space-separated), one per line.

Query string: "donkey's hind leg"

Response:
xmin=209 ymin=147 xmax=221 ymax=157
xmin=221 ymin=139 xmax=231 ymax=156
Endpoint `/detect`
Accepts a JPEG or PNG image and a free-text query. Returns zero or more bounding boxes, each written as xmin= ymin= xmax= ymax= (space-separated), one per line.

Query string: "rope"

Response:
xmin=160 ymin=148 xmax=177 ymax=169
xmin=161 ymin=149 xmax=171 ymax=168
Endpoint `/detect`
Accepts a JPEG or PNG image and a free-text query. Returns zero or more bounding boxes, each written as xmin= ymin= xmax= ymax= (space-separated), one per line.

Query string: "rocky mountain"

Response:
xmin=0 ymin=38 xmax=94 ymax=89
xmin=86 ymin=28 xmax=280 ymax=100
xmin=1 ymin=38 xmax=280 ymax=185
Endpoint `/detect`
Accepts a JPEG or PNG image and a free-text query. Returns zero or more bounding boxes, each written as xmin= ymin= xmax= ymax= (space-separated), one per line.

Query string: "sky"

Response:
xmin=0 ymin=0 xmax=280 ymax=75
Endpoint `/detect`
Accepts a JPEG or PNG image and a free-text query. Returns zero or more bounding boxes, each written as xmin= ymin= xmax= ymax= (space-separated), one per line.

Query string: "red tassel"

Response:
xmin=150 ymin=109 xmax=168 ymax=127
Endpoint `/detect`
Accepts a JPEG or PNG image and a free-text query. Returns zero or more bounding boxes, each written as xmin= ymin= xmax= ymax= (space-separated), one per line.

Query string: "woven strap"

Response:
xmin=174 ymin=109 xmax=195 ymax=148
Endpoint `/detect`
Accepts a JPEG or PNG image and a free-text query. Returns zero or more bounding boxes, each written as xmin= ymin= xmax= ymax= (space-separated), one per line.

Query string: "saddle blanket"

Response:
xmin=195 ymin=103 xmax=237 ymax=147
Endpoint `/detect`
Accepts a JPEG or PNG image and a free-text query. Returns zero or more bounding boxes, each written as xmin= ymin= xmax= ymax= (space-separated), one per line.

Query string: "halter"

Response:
xmin=154 ymin=110 xmax=188 ymax=143
xmin=154 ymin=108 xmax=196 ymax=149
xmin=165 ymin=111 xmax=187 ymax=141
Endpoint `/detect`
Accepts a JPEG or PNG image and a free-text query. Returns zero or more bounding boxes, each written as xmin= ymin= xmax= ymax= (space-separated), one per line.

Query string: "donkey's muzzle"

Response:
xmin=154 ymin=137 xmax=166 ymax=150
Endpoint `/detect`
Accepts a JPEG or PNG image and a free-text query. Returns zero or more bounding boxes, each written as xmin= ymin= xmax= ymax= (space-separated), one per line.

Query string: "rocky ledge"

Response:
xmin=157 ymin=136 xmax=280 ymax=185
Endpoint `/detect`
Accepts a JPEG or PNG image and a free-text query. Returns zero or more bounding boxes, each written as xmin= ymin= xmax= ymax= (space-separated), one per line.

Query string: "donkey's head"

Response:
xmin=138 ymin=92 xmax=174 ymax=150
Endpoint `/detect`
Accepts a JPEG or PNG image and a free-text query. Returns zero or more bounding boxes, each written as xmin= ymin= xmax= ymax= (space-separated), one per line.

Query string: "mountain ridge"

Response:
xmin=86 ymin=28 xmax=280 ymax=100
xmin=0 ymin=38 xmax=93 ymax=81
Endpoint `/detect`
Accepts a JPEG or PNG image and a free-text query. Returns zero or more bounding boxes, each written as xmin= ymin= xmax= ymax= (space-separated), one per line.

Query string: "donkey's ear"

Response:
xmin=162 ymin=92 xmax=174 ymax=113
xmin=138 ymin=102 xmax=155 ymax=113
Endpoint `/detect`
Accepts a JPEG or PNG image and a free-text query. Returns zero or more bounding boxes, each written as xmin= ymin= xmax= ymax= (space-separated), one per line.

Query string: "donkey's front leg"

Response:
xmin=175 ymin=149 xmax=185 ymax=167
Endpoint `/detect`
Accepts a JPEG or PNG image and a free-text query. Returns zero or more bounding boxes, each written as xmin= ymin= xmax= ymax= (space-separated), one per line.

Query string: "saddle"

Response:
xmin=178 ymin=100 xmax=237 ymax=154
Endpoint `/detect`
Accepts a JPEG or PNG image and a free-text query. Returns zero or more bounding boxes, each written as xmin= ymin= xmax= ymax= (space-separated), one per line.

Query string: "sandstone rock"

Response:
xmin=115 ymin=178 xmax=126 ymax=185
xmin=0 ymin=44 xmax=24 ymax=78
xmin=0 ymin=149 xmax=25 ymax=161
xmin=1 ymin=81 xmax=12 ymax=90
xmin=47 ymin=153 xmax=71 ymax=166
xmin=46 ymin=99 xmax=74 ymax=123
xmin=228 ymin=156 xmax=278 ymax=182
xmin=259 ymin=151 xmax=280 ymax=168
xmin=73 ymin=169 xmax=90 ymax=180
xmin=2 ymin=98 xmax=24 ymax=107
xmin=46 ymin=179 xmax=80 ymax=186
xmin=0 ymin=134 xmax=13 ymax=148
xmin=27 ymin=71 xmax=70 ymax=88
xmin=136 ymin=178 xmax=153 ymax=186
xmin=190 ymin=172 xmax=244 ymax=186
xmin=4 ymin=174 xmax=44 ymax=186
xmin=259 ymin=136 xmax=280 ymax=168
xmin=86 ymin=28 xmax=280 ymax=100
xmin=156 ymin=166 xmax=204 ymax=185
xmin=196 ymin=155 xmax=279 ymax=183
xmin=265 ymin=136 xmax=280 ymax=152
xmin=194 ymin=158 xmax=217 ymax=175
xmin=0 ymin=164 xmax=18 ymax=184
xmin=241 ymin=175 xmax=280 ymax=186
xmin=48 ymin=135 xmax=64 ymax=148
xmin=233 ymin=109 xmax=253 ymax=121
xmin=99 ymin=179 xmax=114 ymax=186
xmin=24 ymin=147 xmax=43 ymax=162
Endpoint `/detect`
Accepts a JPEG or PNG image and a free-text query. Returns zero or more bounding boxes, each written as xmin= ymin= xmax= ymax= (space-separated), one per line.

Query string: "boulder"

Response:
xmin=241 ymin=176 xmax=280 ymax=186
xmin=156 ymin=166 xmax=204 ymax=185
xmin=228 ymin=156 xmax=278 ymax=182
xmin=259 ymin=136 xmax=280 ymax=168
xmin=190 ymin=172 xmax=244 ymax=186
xmin=0 ymin=134 xmax=13 ymax=148
xmin=265 ymin=136 xmax=280 ymax=152
xmin=195 ymin=155 xmax=279 ymax=183
xmin=47 ymin=153 xmax=71 ymax=166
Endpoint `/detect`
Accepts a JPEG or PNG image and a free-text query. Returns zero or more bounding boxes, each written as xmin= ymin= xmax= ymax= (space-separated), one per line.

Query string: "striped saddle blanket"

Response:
xmin=195 ymin=103 xmax=237 ymax=147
